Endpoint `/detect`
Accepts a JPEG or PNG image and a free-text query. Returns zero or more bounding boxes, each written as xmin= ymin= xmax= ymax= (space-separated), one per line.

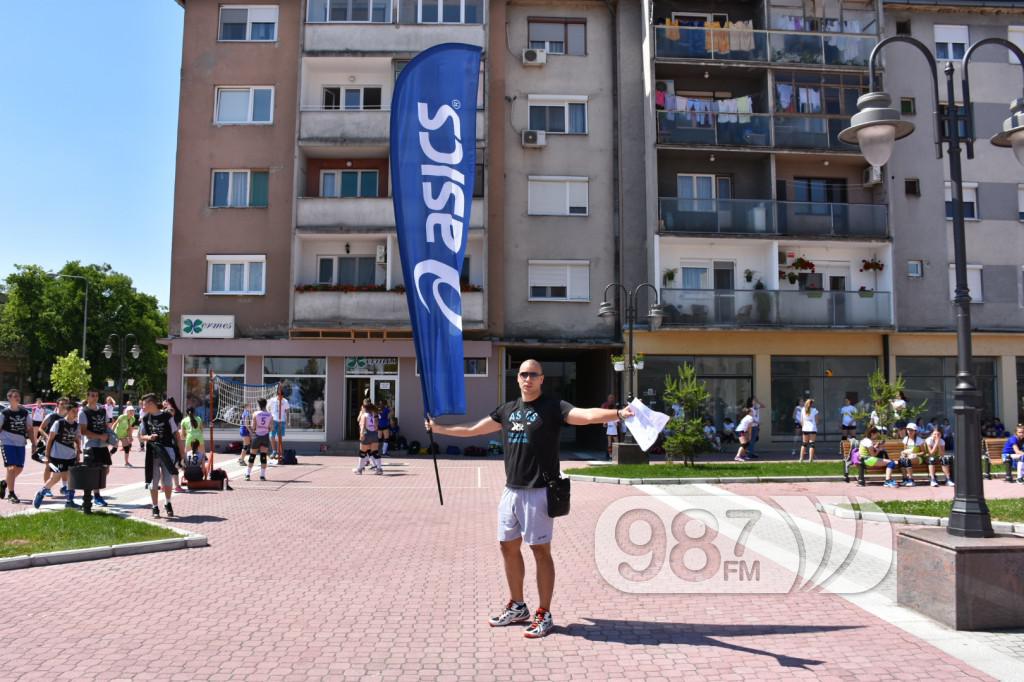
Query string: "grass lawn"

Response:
xmin=848 ymin=499 xmax=1024 ymax=524
xmin=565 ymin=460 xmax=845 ymax=479
xmin=0 ymin=510 xmax=179 ymax=558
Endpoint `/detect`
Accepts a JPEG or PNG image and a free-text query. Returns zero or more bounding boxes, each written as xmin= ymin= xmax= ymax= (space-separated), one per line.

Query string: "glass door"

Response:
xmin=827 ymin=273 xmax=847 ymax=326
xmin=678 ymin=174 xmax=717 ymax=232
xmin=713 ymin=262 xmax=736 ymax=324
xmin=371 ymin=376 xmax=397 ymax=424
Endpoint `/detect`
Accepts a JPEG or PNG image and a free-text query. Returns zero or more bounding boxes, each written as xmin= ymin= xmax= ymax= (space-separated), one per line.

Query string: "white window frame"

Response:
xmin=907 ymin=260 xmax=924 ymax=278
xmin=206 ymin=255 xmax=266 ymax=296
xmin=527 ymin=94 xmax=589 ymax=135
xmin=320 ymin=169 xmax=380 ymax=198
xmin=948 ymin=264 xmax=983 ymax=303
xmin=679 ymin=260 xmax=712 ymax=289
xmin=934 ymin=24 xmax=968 ymax=61
xmin=527 ymin=176 xmax=589 ymax=216
xmin=526 ymin=18 xmax=587 ymax=56
xmin=308 ymin=0 xmax=392 ymax=23
xmin=527 ymin=260 xmax=590 ymax=302
xmin=944 ymin=181 xmax=978 ymax=221
xmin=1009 ymin=26 xmax=1024 ymax=64
xmin=316 ymin=255 xmax=379 ymax=286
xmin=219 ymin=5 xmax=279 ymax=42
xmin=322 ymin=85 xmax=384 ymax=111
xmin=211 ymin=169 xmax=266 ymax=208
xmin=417 ymin=0 xmax=482 ymax=24
xmin=214 ymin=86 xmax=275 ymax=125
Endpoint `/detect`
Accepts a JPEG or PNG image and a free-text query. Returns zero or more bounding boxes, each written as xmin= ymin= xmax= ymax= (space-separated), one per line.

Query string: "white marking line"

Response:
xmin=478 ymin=466 xmax=482 ymax=489
xmin=640 ymin=483 xmax=1023 ymax=682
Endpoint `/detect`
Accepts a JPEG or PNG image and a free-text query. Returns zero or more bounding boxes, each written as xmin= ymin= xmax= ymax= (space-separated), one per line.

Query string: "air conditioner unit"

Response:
xmin=521 ymin=129 xmax=547 ymax=148
xmin=375 ymin=245 xmax=387 ymax=264
xmin=862 ymin=165 xmax=883 ymax=188
xmin=522 ymin=48 xmax=547 ymax=66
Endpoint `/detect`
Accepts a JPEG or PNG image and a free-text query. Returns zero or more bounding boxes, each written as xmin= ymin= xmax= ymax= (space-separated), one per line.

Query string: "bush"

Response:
xmin=661 ymin=363 xmax=710 ymax=464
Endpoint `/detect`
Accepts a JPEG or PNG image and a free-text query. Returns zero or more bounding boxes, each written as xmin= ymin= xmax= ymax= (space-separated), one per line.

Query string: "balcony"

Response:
xmin=293 ymin=289 xmax=484 ymax=327
xmin=658 ymin=198 xmax=887 ymax=238
xmin=657 ymin=112 xmax=856 ymax=152
xmin=659 ymin=289 xmax=891 ymax=328
xmin=299 ymin=108 xmax=485 ymax=144
xmin=296 ymin=197 xmax=485 ymax=229
xmin=304 ymin=23 xmax=485 ymax=54
xmin=654 ymin=26 xmax=873 ymax=67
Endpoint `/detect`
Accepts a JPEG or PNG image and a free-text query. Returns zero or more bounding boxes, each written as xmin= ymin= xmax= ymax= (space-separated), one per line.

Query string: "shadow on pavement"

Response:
xmin=167 ymin=515 xmax=226 ymax=524
xmin=562 ymin=618 xmax=862 ymax=669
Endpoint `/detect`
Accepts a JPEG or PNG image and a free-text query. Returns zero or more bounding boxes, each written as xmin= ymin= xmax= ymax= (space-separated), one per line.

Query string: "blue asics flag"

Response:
xmin=390 ymin=43 xmax=481 ymax=418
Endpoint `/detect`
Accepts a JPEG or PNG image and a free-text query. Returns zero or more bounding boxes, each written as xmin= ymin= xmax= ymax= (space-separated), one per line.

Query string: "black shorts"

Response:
xmin=802 ymin=431 xmax=817 ymax=437
xmin=926 ymin=454 xmax=955 ymax=466
xmin=84 ymin=447 xmax=112 ymax=467
xmin=48 ymin=459 xmax=75 ymax=473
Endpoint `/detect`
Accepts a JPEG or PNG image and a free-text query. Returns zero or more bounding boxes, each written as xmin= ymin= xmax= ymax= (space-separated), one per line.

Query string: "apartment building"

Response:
xmin=164 ymin=0 xmax=642 ymax=447
xmin=633 ymin=0 xmax=894 ymax=441
xmin=882 ymin=0 xmax=1024 ymax=429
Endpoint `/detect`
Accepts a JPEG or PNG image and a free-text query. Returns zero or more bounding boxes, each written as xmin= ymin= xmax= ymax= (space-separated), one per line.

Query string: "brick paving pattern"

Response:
xmin=0 ymin=452 xmax=1000 ymax=681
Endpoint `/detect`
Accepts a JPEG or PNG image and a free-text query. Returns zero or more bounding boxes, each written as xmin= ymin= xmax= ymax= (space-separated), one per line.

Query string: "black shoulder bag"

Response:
xmin=543 ymin=471 xmax=571 ymax=518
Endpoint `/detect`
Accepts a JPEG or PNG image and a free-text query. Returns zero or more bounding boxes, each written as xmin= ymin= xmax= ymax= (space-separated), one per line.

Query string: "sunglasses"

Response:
xmin=518 ymin=371 xmax=542 ymax=379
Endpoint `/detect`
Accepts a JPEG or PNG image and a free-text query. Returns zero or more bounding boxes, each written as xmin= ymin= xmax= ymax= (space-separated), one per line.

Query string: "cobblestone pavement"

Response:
xmin=0 ymin=454 xmax=1007 ymax=681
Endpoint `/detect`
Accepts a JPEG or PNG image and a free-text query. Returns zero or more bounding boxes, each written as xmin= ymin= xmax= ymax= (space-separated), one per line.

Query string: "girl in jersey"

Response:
xmin=925 ymin=424 xmax=953 ymax=487
xmin=857 ymin=425 xmax=899 ymax=488
xmin=798 ymin=399 xmax=819 ymax=463
xmin=354 ymin=399 xmax=382 ymax=475
xmin=238 ymin=403 xmax=253 ymax=467
xmin=377 ymin=399 xmax=392 ymax=457
xmin=898 ymin=423 xmax=925 ymax=487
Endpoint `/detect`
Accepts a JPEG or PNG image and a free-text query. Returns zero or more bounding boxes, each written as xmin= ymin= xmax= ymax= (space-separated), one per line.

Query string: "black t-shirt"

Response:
xmin=0 ymin=407 xmax=30 ymax=438
xmin=142 ymin=412 xmax=178 ymax=447
xmin=490 ymin=394 xmax=574 ymax=488
xmin=81 ymin=406 xmax=107 ymax=438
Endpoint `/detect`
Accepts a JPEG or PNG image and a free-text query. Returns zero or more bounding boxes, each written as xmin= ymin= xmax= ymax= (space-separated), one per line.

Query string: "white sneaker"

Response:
xmin=524 ymin=609 xmax=554 ymax=638
xmin=352 ymin=467 xmax=363 ymax=475
xmin=488 ymin=601 xmax=530 ymax=627
xmin=930 ymin=479 xmax=939 ymax=487
xmin=374 ymin=468 xmax=383 ymax=476
xmin=946 ymin=480 xmax=955 ymax=486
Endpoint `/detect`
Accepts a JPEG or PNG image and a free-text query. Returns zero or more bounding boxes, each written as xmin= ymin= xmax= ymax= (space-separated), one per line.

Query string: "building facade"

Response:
xmin=165 ymin=0 xmax=641 ymax=448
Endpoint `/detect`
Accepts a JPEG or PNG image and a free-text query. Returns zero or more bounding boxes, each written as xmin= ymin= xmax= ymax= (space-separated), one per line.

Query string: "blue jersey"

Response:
xmin=378 ymin=407 xmax=390 ymax=429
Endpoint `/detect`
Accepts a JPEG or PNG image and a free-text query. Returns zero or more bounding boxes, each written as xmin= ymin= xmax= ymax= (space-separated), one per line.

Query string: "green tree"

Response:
xmin=0 ymin=262 xmax=168 ymax=398
xmin=50 ymin=351 xmax=91 ymax=398
xmin=852 ymin=369 xmax=927 ymax=434
xmin=662 ymin=363 xmax=711 ymax=465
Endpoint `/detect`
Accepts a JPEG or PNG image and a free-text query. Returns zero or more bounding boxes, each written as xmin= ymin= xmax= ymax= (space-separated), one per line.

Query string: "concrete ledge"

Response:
xmin=0 ymin=556 xmax=31 ymax=570
xmin=112 ymin=538 xmax=186 ymax=557
xmin=819 ymin=503 xmax=1020 ymax=533
xmin=30 ymin=546 xmax=113 ymax=567
xmin=185 ymin=535 xmax=210 ymax=549
xmin=568 ymin=474 xmax=849 ymax=485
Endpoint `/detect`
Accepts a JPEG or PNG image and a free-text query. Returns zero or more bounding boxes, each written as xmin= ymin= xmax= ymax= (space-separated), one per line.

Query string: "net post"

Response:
xmin=208 ymin=370 xmax=215 ymax=472
xmin=426 ymin=413 xmax=444 ymax=506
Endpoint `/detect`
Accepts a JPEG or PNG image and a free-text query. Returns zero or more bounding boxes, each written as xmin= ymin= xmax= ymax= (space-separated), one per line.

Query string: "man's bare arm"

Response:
xmin=427 ymin=416 xmax=502 ymax=438
xmin=565 ymin=406 xmax=633 ymax=426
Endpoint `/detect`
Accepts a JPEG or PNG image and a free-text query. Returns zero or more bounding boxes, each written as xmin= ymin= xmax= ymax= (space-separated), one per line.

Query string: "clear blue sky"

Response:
xmin=0 ymin=2 xmax=184 ymax=307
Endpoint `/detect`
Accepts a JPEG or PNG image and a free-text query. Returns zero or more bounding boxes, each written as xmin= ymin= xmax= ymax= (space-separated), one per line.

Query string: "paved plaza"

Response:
xmin=1 ymin=449 xmax=1021 ymax=681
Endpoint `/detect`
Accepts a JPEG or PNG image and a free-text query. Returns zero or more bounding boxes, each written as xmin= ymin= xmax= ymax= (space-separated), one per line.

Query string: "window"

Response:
xmin=948 ymin=264 xmax=983 ymax=302
xmin=220 ymin=6 xmax=278 ymax=41
xmin=527 ymin=95 xmax=587 ymax=134
xmin=321 ymin=170 xmax=379 ymax=198
xmin=793 ymin=177 xmax=847 ymax=215
xmin=907 ymin=260 xmax=923 ymax=278
xmin=905 ymin=179 xmax=921 ymax=197
xmin=1009 ymin=26 xmax=1024 ymax=64
xmin=182 ymin=356 xmax=245 ymax=427
xmin=900 ymin=97 xmax=916 ymax=115
xmin=527 ymin=176 xmax=588 ymax=216
xmin=896 ymin=20 xmax=912 ymax=36
xmin=207 ymin=256 xmax=266 ymax=295
xmin=680 ymin=264 xmax=710 ymax=289
xmin=323 ymin=86 xmax=382 ymax=111
xmin=473 ymin=162 xmax=484 ymax=198
xmin=417 ymin=357 xmax=488 ymax=376
xmin=527 ymin=18 xmax=586 ymax=55
xmin=898 ymin=356 xmax=1000 ymax=423
xmin=418 ymin=0 xmax=483 ymax=24
xmin=944 ymin=181 xmax=977 ymax=220
xmin=934 ymin=24 xmax=968 ymax=60
xmin=1019 ymin=184 xmax=1024 ymax=220
xmin=215 ymin=87 xmax=273 ymax=124
xmin=262 ymin=358 xmax=327 ymax=431
xmin=528 ymin=261 xmax=589 ymax=301
xmin=307 ymin=0 xmax=391 ymax=22
xmin=212 ymin=170 xmax=269 ymax=207
xmin=317 ymin=256 xmax=376 ymax=286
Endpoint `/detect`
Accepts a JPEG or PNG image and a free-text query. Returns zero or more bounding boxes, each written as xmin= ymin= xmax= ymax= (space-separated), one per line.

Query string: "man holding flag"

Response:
xmin=428 ymin=360 xmax=632 ymax=638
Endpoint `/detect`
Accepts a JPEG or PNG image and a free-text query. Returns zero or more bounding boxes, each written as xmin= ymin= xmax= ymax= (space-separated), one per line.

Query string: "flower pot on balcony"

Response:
xmin=613 ymin=361 xmax=625 ymax=372
xmin=634 ymin=361 xmax=645 ymax=370
xmin=858 ymin=291 xmax=875 ymax=298
xmin=806 ymin=291 xmax=823 ymax=299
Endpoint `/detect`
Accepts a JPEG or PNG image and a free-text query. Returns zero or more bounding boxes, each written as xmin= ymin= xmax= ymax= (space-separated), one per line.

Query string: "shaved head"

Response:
xmin=518 ymin=359 xmax=543 ymax=374
xmin=516 ymin=359 xmax=544 ymax=400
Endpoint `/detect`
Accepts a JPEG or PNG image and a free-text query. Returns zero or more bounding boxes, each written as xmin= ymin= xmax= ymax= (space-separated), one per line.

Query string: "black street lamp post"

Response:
xmin=598 ymin=282 xmax=664 ymax=443
xmin=840 ymin=36 xmax=1024 ymax=539
xmin=103 ymin=333 xmax=140 ymax=402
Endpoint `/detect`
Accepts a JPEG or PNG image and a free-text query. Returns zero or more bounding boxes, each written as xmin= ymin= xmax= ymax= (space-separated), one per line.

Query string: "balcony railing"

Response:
xmin=299 ymin=107 xmax=485 ymax=142
xmin=654 ymin=25 xmax=874 ymax=67
xmin=296 ymin=197 xmax=485 ymax=229
xmin=658 ymin=198 xmax=888 ymax=237
xmin=293 ymin=289 xmax=484 ymax=326
xmin=659 ymin=288 xmax=892 ymax=328
xmin=657 ymin=111 xmax=856 ymax=151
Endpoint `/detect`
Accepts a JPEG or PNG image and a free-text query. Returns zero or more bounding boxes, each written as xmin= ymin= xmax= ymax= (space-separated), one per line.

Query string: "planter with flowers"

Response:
xmin=611 ymin=354 xmax=625 ymax=372
xmin=634 ymin=353 xmax=645 ymax=370
xmin=858 ymin=286 xmax=875 ymax=298
xmin=860 ymin=257 xmax=884 ymax=273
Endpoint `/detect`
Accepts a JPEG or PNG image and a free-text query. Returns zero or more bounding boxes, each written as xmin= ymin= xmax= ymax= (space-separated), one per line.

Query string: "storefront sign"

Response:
xmin=181 ymin=315 xmax=235 ymax=338
xmin=345 ymin=357 xmax=399 ymax=375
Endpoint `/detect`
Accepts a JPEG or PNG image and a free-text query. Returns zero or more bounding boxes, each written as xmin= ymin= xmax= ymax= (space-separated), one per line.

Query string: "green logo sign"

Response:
xmin=183 ymin=318 xmax=204 ymax=335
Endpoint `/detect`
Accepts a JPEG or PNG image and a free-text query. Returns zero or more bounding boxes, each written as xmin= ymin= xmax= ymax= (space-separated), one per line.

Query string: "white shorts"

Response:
xmin=606 ymin=422 xmax=618 ymax=436
xmin=497 ymin=486 xmax=554 ymax=546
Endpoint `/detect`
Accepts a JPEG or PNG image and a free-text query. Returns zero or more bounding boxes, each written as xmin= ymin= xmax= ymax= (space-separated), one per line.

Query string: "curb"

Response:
xmin=817 ymin=503 xmax=1023 ymax=534
xmin=0 ymin=513 xmax=209 ymax=572
xmin=567 ymin=474 xmax=848 ymax=485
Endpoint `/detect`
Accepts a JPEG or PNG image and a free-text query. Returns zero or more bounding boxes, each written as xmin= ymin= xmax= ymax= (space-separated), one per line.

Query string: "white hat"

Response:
xmin=125 ymin=406 xmax=135 ymax=413
xmin=905 ymin=422 xmax=919 ymax=431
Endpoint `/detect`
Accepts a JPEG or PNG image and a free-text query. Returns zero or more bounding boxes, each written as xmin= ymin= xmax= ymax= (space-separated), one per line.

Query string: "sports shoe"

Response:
xmin=42 ymin=489 xmax=53 ymax=498
xmin=353 ymin=467 xmax=363 ymax=475
xmin=930 ymin=479 xmax=939 ymax=487
xmin=902 ymin=479 xmax=915 ymax=487
xmin=883 ymin=480 xmax=897 ymax=488
xmin=488 ymin=601 xmax=530 ymax=627
xmin=259 ymin=475 xmax=266 ymax=481
xmin=33 ymin=489 xmax=46 ymax=509
xmin=524 ymin=608 xmax=553 ymax=638
xmin=244 ymin=473 xmax=251 ymax=481
xmin=60 ymin=485 xmax=68 ymax=495
xmin=164 ymin=503 xmax=174 ymax=518
xmin=374 ymin=468 xmax=383 ymax=476
xmin=152 ymin=505 xmax=160 ymax=518
xmin=92 ymin=494 xmax=108 ymax=507
xmin=237 ymin=457 xmax=246 ymax=466
xmin=1016 ymin=477 xmax=1024 ymax=484
xmin=65 ymin=499 xmax=80 ymax=509
xmin=946 ymin=480 xmax=955 ymax=486
xmin=7 ymin=492 xmax=20 ymax=504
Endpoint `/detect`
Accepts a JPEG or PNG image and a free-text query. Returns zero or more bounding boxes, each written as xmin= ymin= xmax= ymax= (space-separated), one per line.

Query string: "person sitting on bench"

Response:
xmin=897 ymin=423 xmax=925 ymax=487
xmin=855 ymin=426 xmax=898 ymax=488
xmin=1002 ymin=424 xmax=1024 ymax=484
xmin=925 ymin=424 xmax=953 ymax=487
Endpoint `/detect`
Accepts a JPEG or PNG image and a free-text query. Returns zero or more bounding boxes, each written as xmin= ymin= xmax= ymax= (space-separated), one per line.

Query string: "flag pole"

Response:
xmin=426 ymin=413 xmax=444 ymax=506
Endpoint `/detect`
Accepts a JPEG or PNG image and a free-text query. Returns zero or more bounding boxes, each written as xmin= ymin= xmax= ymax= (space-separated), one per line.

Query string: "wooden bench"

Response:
xmin=839 ymin=439 xmax=935 ymax=486
xmin=982 ymin=437 xmax=1017 ymax=481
